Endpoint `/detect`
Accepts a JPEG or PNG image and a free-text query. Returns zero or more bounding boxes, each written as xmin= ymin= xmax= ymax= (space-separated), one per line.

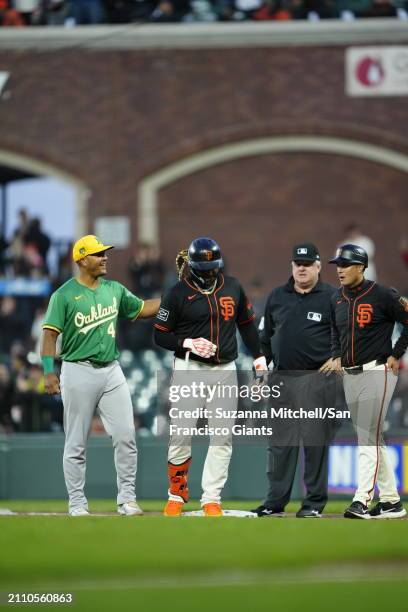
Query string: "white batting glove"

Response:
xmin=253 ymin=356 xmax=268 ymax=381
xmin=253 ymin=356 xmax=268 ymax=372
xmin=183 ymin=338 xmax=217 ymax=359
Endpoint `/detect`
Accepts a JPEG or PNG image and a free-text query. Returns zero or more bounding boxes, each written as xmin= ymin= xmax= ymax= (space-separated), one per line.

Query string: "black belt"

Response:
xmin=344 ymin=358 xmax=386 ymax=375
xmin=81 ymin=360 xmax=114 ymax=369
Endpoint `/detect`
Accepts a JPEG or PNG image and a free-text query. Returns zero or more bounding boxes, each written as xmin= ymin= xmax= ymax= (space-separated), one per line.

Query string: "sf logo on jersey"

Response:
xmin=357 ymin=303 xmax=373 ymax=328
xmin=219 ymin=296 xmax=235 ymax=321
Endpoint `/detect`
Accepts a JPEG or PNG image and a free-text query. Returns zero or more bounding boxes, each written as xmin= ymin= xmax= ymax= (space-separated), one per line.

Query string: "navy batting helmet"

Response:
xmin=188 ymin=237 xmax=223 ymax=271
xmin=329 ymin=243 xmax=368 ymax=267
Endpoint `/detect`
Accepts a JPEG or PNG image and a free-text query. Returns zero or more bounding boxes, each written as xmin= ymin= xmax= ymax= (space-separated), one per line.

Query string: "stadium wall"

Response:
xmin=1 ymin=435 xmax=408 ymax=501
xmin=0 ymin=22 xmax=407 ymax=292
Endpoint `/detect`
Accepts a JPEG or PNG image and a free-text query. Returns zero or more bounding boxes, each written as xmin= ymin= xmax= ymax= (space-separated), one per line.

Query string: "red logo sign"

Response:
xmin=357 ymin=304 xmax=373 ymax=328
xmin=355 ymin=57 xmax=385 ymax=87
xmin=219 ymin=297 xmax=235 ymax=321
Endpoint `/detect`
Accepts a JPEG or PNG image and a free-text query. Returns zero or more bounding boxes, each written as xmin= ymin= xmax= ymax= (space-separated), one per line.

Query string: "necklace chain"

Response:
xmin=192 ymin=278 xmax=218 ymax=295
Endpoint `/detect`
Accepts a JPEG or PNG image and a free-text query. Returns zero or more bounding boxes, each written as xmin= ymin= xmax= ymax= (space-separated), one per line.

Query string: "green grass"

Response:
xmin=0 ymin=500 xmax=407 ymax=611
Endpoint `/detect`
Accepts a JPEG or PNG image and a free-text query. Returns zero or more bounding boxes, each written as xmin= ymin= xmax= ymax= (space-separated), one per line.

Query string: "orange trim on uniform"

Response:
xmin=213 ymin=275 xmax=225 ymax=364
xmin=154 ymin=323 xmax=170 ymax=332
xmin=238 ymin=314 xmax=256 ymax=326
xmin=351 ymin=282 xmax=376 ymax=366
xmin=341 ymin=289 xmax=351 ymax=365
xmin=366 ymin=365 xmax=388 ymax=504
xmin=213 ymin=294 xmax=220 ymax=363
xmin=42 ymin=324 xmax=62 ymax=334
xmin=214 ymin=273 xmax=225 ymax=295
xmin=206 ymin=294 xmax=214 ymax=346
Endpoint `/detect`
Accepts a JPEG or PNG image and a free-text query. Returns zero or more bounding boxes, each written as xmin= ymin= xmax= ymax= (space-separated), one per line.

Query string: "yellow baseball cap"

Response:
xmin=72 ymin=235 xmax=114 ymax=262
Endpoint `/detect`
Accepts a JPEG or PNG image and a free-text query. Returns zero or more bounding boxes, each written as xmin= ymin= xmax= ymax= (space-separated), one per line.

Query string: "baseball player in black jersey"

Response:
xmin=330 ymin=244 xmax=408 ymax=519
xmin=154 ymin=237 xmax=267 ymax=517
xmin=252 ymin=243 xmax=338 ymax=518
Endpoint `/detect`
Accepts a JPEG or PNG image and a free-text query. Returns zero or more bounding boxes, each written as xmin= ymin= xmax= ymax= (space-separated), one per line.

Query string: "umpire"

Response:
xmin=252 ymin=243 xmax=337 ymax=518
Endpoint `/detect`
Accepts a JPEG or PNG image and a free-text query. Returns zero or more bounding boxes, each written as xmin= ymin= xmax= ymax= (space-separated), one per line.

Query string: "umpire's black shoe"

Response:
xmin=344 ymin=501 xmax=371 ymax=519
xmin=369 ymin=501 xmax=407 ymax=519
xmin=296 ymin=507 xmax=322 ymax=518
xmin=251 ymin=504 xmax=284 ymax=517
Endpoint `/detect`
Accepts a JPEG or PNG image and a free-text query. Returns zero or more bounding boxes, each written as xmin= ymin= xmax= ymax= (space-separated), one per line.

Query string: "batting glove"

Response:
xmin=183 ymin=338 xmax=217 ymax=359
xmin=253 ymin=356 xmax=268 ymax=382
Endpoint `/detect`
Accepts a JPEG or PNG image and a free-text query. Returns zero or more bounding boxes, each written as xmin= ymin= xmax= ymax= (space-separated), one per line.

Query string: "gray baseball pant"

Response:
xmin=344 ymin=364 xmax=399 ymax=506
xmin=60 ymin=360 xmax=137 ymax=512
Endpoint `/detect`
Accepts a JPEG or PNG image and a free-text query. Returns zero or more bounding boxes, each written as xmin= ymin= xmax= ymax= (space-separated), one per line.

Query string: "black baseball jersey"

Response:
xmin=331 ymin=279 xmax=408 ymax=367
xmin=153 ymin=273 xmax=256 ymax=364
xmin=261 ymin=278 xmax=335 ymax=371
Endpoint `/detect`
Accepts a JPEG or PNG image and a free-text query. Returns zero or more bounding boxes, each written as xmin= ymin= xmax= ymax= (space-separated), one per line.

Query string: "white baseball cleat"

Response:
xmin=117 ymin=501 xmax=144 ymax=516
xmin=69 ymin=507 xmax=90 ymax=517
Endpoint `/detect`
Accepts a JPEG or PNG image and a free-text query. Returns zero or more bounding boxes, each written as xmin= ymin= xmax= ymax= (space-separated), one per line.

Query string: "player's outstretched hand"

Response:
xmin=45 ymin=373 xmax=61 ymax=395
xmin=183 ymin=338 xmax=217 ymax=359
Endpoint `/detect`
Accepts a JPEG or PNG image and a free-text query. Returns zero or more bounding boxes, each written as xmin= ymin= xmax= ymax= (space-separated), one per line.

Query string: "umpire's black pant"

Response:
xmin=263 ymin=371 xmax=337 ymax=512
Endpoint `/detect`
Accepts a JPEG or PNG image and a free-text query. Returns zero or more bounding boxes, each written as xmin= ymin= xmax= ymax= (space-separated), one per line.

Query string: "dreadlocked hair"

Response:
xmin=176 ymin=249 xmax=189 ymax=280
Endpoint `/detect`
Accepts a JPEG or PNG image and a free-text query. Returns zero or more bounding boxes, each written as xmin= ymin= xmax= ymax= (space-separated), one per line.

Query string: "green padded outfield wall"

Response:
xmin=0 ymin=434 xmax=303 ymax=501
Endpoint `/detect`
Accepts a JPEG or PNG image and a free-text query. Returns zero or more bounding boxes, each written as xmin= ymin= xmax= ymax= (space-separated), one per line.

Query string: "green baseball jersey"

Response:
xmin=43 ymin=278 xmax=144 ymax=363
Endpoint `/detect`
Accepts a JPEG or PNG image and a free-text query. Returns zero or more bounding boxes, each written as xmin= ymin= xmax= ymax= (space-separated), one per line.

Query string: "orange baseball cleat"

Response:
xmin=163 ymin=500 xmax=184 ymax=517
xmin=203 ymin=503 xmax=223 ymax=517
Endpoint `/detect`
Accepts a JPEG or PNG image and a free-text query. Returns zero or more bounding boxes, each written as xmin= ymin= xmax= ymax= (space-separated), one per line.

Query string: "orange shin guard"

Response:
xmin=168 ymin=458 xmax=191 ymax=502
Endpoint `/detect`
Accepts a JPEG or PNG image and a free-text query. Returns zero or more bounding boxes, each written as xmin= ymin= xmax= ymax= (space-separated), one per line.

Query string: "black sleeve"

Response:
xmin=153 ymin=287 xmax=184 ymax=353
xmin=259 ymin=293 xmax=274 ymax=364
xmin=236 ymin=284 xmax=256 ymax=326
xmin=238 ymin=320 xmax=262 ymax=359
xmin=385 ymin=289 xmax=408 ymax=359
xmin=154 ymin=326 xmax=184 ymax=352
xmin=330 ymin=295 xmax=341 ymax=359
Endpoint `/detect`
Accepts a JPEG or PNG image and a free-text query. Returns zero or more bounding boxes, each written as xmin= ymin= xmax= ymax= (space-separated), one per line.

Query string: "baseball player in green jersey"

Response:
xmin=41 ymin=235 xmax=160 ymax=517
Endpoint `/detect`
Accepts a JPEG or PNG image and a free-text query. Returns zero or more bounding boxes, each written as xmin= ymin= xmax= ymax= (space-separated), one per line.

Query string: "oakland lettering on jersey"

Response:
xmin=75 ymin=298 xmax=118 ymax=334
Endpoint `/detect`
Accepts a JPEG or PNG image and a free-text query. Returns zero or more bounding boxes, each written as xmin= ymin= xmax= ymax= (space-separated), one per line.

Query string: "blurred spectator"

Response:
xmin=400 ymin=236 xmax=408 ymax=268
xmin=23 ymin=217 xmax=51 ymax=274
xmin=12 ymin=362 xmax=63 ymax=431
xmin=340 ymin=222 xmax=377 ymax=281
xmin=13 ymin=0 xmax=41 ymax=23
xmin=150 ymin=0 xmax=190 ymax=21
xmin=295 ymin=0 xmax=336 ymax=17
xmin=36 ymin=0 xmax=69 ymax=25
xmin=104 ymin=0 xmax=134 ymax=21
xmin=253 ymin=0 xmax=293 ymax=19
xmin=69 ymin=0 xmax=104 ymax=23
xmin=129 ymin=243 xmax=165 ymax=298
xmin=359 ymin=0 xmax=398 ymax=16
xmin=0 ymin=296 xmax=26 ymax=354
xmin=0 ymin=231 xmax=8 ymax=274
xmin=0 ymin=0 xmax=25 ymax=24
xmin=0 ymin=363 xmax=14 ymax=433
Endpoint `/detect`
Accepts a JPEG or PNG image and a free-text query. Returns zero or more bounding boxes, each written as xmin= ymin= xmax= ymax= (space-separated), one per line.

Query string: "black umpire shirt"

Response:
xmin=331 ymin=279 xmax=408 ymax=367
xmin=261 ymin=278 xmax=335 ymax=371
xmin=153 ymin=273 xmax=258 ymax=365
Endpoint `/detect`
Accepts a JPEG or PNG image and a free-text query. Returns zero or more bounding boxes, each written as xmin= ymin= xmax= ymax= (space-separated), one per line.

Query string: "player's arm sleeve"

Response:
xmin=238 ymin=320 xmax=263 ymax=359
xmin=42 ymin=291 xmax=65 ymax=334
xmin=153 ymin=289 xmax=184 ymax=352
xmin=118 ymin=284 xmax=145 ymax=320
xmin=330 ymin=295 xmax=341 ymax=359
xmin=260 ymin=294 xmax=275 ymax=364
xmin=385 ymin=289 xmax=408 ymax=359
xmin=236 ymin=284 xmax=256 ymax=326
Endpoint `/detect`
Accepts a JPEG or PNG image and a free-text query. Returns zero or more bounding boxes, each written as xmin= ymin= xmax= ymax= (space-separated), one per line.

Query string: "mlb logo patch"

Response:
xmin=157 ymin=308 xmax=170 ymax=322
xmin=307 ymin=312 xmax=322 ymax=322
xmin=297 ymin=248 xmax=308 ymax=255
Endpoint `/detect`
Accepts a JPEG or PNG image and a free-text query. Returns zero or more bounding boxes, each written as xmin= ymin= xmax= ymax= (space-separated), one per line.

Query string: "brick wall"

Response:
xmin=1 ymin=45 xmax=407 ymax=291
